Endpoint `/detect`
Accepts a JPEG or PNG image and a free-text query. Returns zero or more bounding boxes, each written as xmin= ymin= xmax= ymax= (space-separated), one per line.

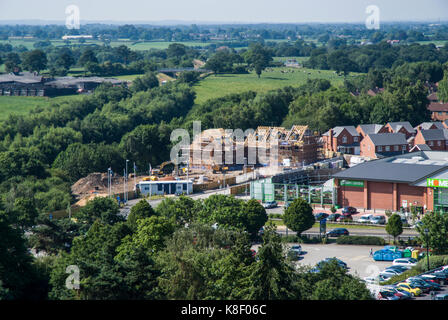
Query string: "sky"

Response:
xmin=1 ymin=0 xmax=448 ymax=24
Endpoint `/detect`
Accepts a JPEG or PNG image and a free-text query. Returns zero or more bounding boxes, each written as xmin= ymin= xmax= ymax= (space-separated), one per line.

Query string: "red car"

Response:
xmin=336 ymin=215 xmax=353 ymax=222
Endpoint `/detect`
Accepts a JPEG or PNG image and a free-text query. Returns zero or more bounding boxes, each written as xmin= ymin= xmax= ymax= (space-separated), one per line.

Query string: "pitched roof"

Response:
xmin=0 ymin=72 xmax=43 ymax=84
xmin=323 ymin=126 xmax=359 ymax=137
xmin=428 ymin=102 xmax=448 ymax=112
xmin=417 ymin=122 xmax=445 ymax=130
xmin=387 ymin=122 xmax=415 ymax=134
xmin=357 ymin=124 xmax=384 ymax=135
xmin=420 ymin=129 xmax=447 ymax=141
xmin=410 ymin=144 xmax=432 ymax=152
xmin=367 ymin=133 xmax=407 ymax=146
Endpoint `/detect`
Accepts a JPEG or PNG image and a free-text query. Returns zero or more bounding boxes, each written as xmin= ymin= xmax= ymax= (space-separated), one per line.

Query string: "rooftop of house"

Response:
xmin=322 ymin=126 xmax=360 ymax=138
xmin=419 ymin=129 xmax=448 ymax=141
xmin=367 ymin=133 xmax=407 ymax=146
xmin=357 ymin=124 xmax=384 ymax=135
xmin=416 ymin=122 xmax=445 ymax=130
xmin=387 ymin=121 xmax=416 ymax=134
xmin=428 ymin=102 xmax=448 ymax=112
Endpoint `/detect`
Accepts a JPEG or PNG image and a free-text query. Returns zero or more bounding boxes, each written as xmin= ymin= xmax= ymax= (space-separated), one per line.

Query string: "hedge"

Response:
xmin=381 ymin=255 xmax=448 ymax=285
xmin=336 ymin=235 xmax=385 ymax=246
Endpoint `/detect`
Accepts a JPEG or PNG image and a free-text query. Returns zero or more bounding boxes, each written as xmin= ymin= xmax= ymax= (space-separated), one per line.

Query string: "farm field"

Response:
xmin=0 ymin=95 xmax=83 ymax=120
xmin=193 ymin=66 xmax=362 ymax=104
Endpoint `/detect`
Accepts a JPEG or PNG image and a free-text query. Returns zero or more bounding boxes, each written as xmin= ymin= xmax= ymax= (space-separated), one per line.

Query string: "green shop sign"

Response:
xmin=340 ymin=180 xmax=364 ymax=188
xmin=427 ymin=178 xmax=448 ymax=188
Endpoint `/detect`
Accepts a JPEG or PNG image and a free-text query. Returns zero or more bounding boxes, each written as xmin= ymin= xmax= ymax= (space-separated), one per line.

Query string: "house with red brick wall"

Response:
xmin=414 ymin=129 xmax=448 ymax=151
xmin=360 ymin=133 xmax=408 ymax=159
xmin=384 ymin=122 xmax=416 ymax=139
xmin=322 ymin=126 xmax=360 ymax=155
xmin=428 ymin=102 xmax=448 ymax=121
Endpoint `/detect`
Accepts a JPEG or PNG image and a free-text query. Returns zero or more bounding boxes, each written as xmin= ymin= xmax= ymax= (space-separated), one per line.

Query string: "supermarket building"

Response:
xmin=332 ymin=151 xmax=448 ymax=212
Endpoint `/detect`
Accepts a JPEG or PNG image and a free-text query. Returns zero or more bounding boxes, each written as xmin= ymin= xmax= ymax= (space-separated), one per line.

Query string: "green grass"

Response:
xmin=0 ymin=95 xmax=83 ymax=120
xmin=193 ymin=67 xmax=361 ymax=104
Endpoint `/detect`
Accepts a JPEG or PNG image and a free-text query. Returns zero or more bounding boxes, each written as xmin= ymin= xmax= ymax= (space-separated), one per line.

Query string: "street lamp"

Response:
xmin=424 ymin=228 xmax=430 ymax=271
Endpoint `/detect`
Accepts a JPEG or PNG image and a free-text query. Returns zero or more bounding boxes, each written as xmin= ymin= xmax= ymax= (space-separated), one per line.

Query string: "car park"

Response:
xmin=358 ymin=214 xmax=373 ymax=223
xmin=370 ymin=215 xmax=386 ymax=225
xmin=314 ymin=212 xmax=329 ymax=221
xmin=392 ymin=258 xmax=417 ymax=268
xmin=326 ymin=228 xmax=349 ymax=237
xmin=263 ymin=201 xmax=278 ymax=209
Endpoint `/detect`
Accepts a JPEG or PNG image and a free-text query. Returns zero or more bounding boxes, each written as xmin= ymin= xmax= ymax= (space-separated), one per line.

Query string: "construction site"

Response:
xmin=70 ymin=125 xmax=327 ymax=206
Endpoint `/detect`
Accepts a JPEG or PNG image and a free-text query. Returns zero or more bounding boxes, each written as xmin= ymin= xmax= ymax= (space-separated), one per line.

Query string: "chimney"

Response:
xmin=329 ymin=129 xmax=334 ymax=151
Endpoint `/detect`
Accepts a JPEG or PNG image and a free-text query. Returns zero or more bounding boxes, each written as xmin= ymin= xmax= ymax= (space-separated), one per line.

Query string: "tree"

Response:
xmin=28 ymin=215 xmax=81 ymax=254
xmin=74 ymin=197 xmax=124 ymax=231
xmin=21 ymin=49 xmax=47 ymax=73
xmin=4 ymin=52 xmax=21 ymax=73
xmin=131 ymin=72 xmax=159 ymax=92
xmin=79 ymin=49 xmax=98 ymax=67
xmin=156 ymin=195 xmax=196 ymax=226
xmin=438 ymin=69 xmax=448 ymax=103
xmin=417 ymin=211 xmax=448 ymax=255
xmin=282 ymin=198 xmax=315 ymax=237
xmin=126 ymin=199 xmax=156 ymax=230
xmin=386 ymin=214 xmax=403 ymax=244
xmin=245 ymin=225 xmax=298 ymax=299
xmin=243 ymin=43 xmax=273 ymax=78
xmin=243 ymin=199 xmax=268 ymax=238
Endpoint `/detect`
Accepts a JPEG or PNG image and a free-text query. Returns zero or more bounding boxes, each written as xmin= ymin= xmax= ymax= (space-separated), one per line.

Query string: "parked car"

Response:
xmin=385 ymin=265 xmax=409 ymax=273
xmin=380 ymin=269 xmax=403 ymax=277
xmin=370 ymin=215 xmax=386 ymax=225
xmin=326 ymin=228 xmax=349 ymax=237
xmin=377 ymin=290 xmax=400 ymax=300
xmin=317 ymin=258 xmax=348 ymax=270
xmin=342 ymin=206 xmax=357 ymax=215
xmin=336 ymin=215 xmax=353 ymax=222
xmin=314 ymin=212 xmax=329 ymax=221
xmin=392 ymin=258 xmax=417 ymax=268
xmin=263 ymin=201 xmax=278 ymax=209
xmin=290 ymin=245 xmax=302 ymax=255
xmin=408 ymin=277 xmax=441 ymax=291
xmin=327 ymin=213 xmax=341 ymax=221
xmin=406 ymin=279 xmax=432 ymax=293
xmin=358 ymin=214 xmax=373 ymax=223
xmin=381 ymin=286 xmax=412 ymax=300
xmin=396 ymin=282 xmax=422 ymax=297
xmin=435 ymin=293 xmax=448 ymax=300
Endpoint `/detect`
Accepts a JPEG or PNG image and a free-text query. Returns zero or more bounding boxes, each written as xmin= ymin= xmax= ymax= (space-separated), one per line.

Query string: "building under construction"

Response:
xmin=185 ymin=125 xmax=321 ymax=170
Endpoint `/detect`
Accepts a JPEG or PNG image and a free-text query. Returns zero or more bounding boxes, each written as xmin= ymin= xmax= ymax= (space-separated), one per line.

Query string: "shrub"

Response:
xmin=336 ymin=235 xmax=385 ymax=246
xmin=330 ymin=206 xmax=337 ymax=214
xmin=416 ymin=254 xmax=448 ymax=272
xmin=385 ymin=210 xmax=392 ymax=218
xmin=380 ymin=268 xmax=423 ymax=285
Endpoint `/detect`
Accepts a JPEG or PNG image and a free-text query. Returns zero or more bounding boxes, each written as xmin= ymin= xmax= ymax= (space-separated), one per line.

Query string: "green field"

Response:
xmin=0 ymin=95 xmax=83 ymax=120
xmin=193 ymin=66 xmax=360 ymax=104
